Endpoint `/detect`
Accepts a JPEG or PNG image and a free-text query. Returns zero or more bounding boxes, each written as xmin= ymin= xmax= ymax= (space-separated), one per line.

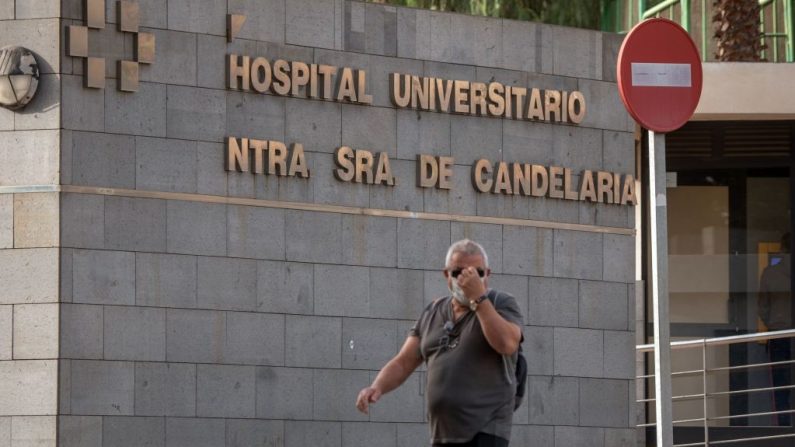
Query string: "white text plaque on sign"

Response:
xmin=631 ymin=63 xmax=692 ymax=87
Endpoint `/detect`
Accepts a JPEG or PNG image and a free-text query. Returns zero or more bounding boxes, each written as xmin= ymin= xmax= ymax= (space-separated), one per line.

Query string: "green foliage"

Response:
xmin=367 ymin=0 xmax=605 ymax=30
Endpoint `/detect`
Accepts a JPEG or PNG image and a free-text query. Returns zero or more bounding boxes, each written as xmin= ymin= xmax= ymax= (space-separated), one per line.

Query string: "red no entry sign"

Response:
xmin=617 ymin=18 xmax=703 ymax=133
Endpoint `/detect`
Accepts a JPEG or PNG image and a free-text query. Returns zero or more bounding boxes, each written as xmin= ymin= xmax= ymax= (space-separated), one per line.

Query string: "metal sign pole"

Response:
xmin=648 ymin=130 xmax=674 ymax=447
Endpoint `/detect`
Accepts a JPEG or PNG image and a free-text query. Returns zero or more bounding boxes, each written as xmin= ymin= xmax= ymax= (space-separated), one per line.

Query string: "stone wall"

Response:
xmin=0 ymin=0 xmax=637 ymax=445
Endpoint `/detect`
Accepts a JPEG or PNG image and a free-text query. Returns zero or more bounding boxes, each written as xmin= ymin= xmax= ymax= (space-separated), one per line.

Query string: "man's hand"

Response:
xmin=457 ymin=266 xmax=487 ymax=301
xmin=356 ymin=386 xmax=383 ymax=414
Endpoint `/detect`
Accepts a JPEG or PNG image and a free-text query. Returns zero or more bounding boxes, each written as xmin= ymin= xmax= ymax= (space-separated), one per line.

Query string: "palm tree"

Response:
xmin=712 ymin=0 xmax=765 ymax=61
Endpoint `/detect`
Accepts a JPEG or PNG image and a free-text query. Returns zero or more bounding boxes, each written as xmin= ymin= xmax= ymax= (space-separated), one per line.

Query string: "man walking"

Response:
xmin=356 ymin=239 xmax=523 ymax=446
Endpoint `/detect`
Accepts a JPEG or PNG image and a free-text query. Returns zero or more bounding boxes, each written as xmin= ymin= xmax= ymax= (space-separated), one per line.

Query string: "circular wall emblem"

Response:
xmin=0 ymin=46 xmax=40 ymax=111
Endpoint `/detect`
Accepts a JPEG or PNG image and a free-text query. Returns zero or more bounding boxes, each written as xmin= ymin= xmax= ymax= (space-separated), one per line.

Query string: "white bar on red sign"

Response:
xmin=630 ymin=62 xmax=691 ymax=87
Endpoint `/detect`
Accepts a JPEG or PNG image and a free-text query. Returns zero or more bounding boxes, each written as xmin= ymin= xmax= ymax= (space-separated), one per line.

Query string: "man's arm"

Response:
xmin=356 ymin=335 xmax=423 ymax=414
xmin=474 ymin=299 xmax=521 ymax=355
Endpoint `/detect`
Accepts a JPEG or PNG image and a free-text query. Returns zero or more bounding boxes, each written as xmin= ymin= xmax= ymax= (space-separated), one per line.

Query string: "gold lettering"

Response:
xmin=226 ymin=137 xmax=249 ymax=172
xmin=337 ymin=67 xmax=357 ymax=102
xmin=417 ymin=154 xmax=439 ymax=188
xmin=511 ymin=87 xmax=527 ymax=120
xmin=597 ymin=171 xmax=614 ymax=204
xmin=512 ymin=163 xmax=531 ymax=196
xmin=549 ymin=166 xmax=564 ymax=199
xmin=493 ymin=162 xmax=512 ymax=194
xmin=531 ymin=165 xmax=548 ymax=197
xmin=268 ymin=141 xmax=288 ymax=176
xmin=374 ymin=152 xmax=395 ymax=186
xmin=356 ymin=69 xmax=373 ymax=104
xmin=579 ymin=170 xmax=597 ymax=202
xmin=309 ymin=64 xmax=319 ymax=99
xmin=288 ymin=143 xmax=310 ymax=178
xmin=410 ymin=75 xmax=430 ymax=110
xmin=504 ymin=86 xmax=512 ymax=119
xmin=390 ymin=73 xmax=410 ymax=108
xmin=250 ymin=139 xmax=267 ymax=174
xmin=334 ymin=146 xmax=355 ymax=181
xmin=470 ymin=82 xmax=487 ymax=116
xmin=472 ymin=159 xmax=493 ymax=193
xmin=354 ymin=150 xmax=374 ymax=183
xmin=438 ymin=156 xmax=454 ymax=190
xmin=453 ymin=80 xmax=470 ymax=114
xmin=228 ymin=54 xmax=250 ymax=91
xmin=290 ymin=61 xmax=309 ymax=96
xmin=564 ymin=168 xmax=578 ymax=200
xmin=544 ymin=90 xmax=561 ymax=122
xmin=318 ymin=65 xmax=337 ymax=100
xmin=621 ymin=175 xmax=638 ymax=205
xmin=568 ymin=91 xmax=586 ymax=124
xmin=527 ymin=88 xmax=543 ymax=120
xmin=271 ymin=59 xmax=291 ymax=96
xmin=250 ymin=57 xmax=271 ymax=93
xmin=436 ymin=78 xmax=453 ymax=112
xmin=487 ymin=82 xmax=505 ymax=117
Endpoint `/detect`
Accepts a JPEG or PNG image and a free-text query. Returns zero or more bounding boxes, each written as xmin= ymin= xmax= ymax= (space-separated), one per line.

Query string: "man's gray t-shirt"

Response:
xmin=409 ymin=289 xmax=523 ymax=444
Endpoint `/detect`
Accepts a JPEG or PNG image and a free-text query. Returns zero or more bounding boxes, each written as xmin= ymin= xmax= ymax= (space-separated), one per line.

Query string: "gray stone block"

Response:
xmin=70 ymin=360 xmax=134 ymax=415
xmin=502 ymin=226 xmax=554 ymax=277
xmin=167 ymin=85 xmax=226 ymax=142
xmin=59 ymin=416 xmax=102 ymax=447
xmin=503 ymin=119 xmax=552 ymax=166
xmin=0 ymin=360 xmax=57 ymax=415
xmin=528 ymin=375 xmax=579 ymax=425
xmin=367 ymin=55 xmax=424 ymax=109
xmin=226 ymin=92 xmax=285 ymax=142
xmin=579 ymin=280 xmax=629 ymax=330
xmin=602 ymin=34 xmax=625 ymax=83
xmin=72 ymin=249 xmax=135 ymax=305
xmin=196 ymin=34 xmax=231 ymax=90
xmin=313 ymin=369 xmax=369 ymax=421
xmin=71 ymin=132 xmax=136 ymax=189
xmin=12 ymin=303 xmax=58 ymax=359
xmin=553 ymin=230 xmax=603 ymax=280
xmin=396 ymin=109 xmax=451 ymax=161
xmin=501 ymin=19 xmax=539 ymax=73
xmin=197 ymin=257 xmax=257 ymax=311
xmin=12 ymin=192 xmax=58 ymax=249
xmin=580 ymin=378 xmax=629 ymax=427
xmin=314 ymin=264 xmax=370 ymax=317
xmin=603 ymin=131 xmax=635 ymax=173
xmin=257 ymin=260 xmax=314 ymax=314
xmin=553 ymin=125 xmax=604 ymax=173
xmin=604 ymin=330 xmax=635 ymax=380
xmin=256 ymin=366 xmax=313 ymax=420
xmin=60 ymin=359 xmax=71 ymax=414
xmin=0 ymin=306 xmax=9 ymax=360
xmin=428 ymin=12 xmax=501 ymax=67
xmin=226 ymin=312 xmax=285 ymax=365
xmin=227 ymin=205 xmax=285 ymax=260
xmin=105 ymin=81 xmax=167 ymax=137
xmin=554 ymin=327 xmax=603 ymax=378
xmin=342 ymin=318 xmax=397 ymax=370
xmin=61 ymin=193 xmax=104 ymax=250
xmin=104 ymin=197 xmax=167 ymax=252
xmin=166 ymin=418 xmax=224 ymax=447
xmin=512 ymin=425 xmax=553 ymax=447
xmin=0 ymin=1 xmax=12 ymax=19
xmin=527 ymin=276 xmax=578 ymax=327
xmin=285 ymin=98 xmax=341 ymax=155
xmin=286 ymin=0 xmax=337 ymax=49
xmin=397 ymin=219 xmax=450 ymax=271
xmin=524 ymin=325 xmax=553 ymax=375
xmin=166 ymin=309 xmax=226 ymax=364
xmin=14 ymin=74 xmax=59 ymax=131
xmin=228 ymin=0 xmax=285 ymax=42
xmin=577 ymin=79 xmax=634 ymax=133
xmin=603 ymin=234 xmax=635 ymax=283
xmin=475 ymin=189 xmax=531 ymax=220
xmin=285 ymin=210 xmax=343 ymax=264
xmin=0 ymin=130 xmax=58 ymax=187
xmin=0 ymin=19 xmax=58 ymax=73
xmin=102 ymin=417 xmax=164 ymax=447
xmin=396 ymin=423 xmax=428 ymax=447
xmin=60 ymin=304 xmax=103 ymax=359
xmin=0 ymin=248 xmax=58 ymax=304
xmin=368 ymin=371 xmax=425 ymax=423
xmin=255 ymin=161 xmax=315 ymax=203
xmin=368 ymin=158 xmax=423 ymax=213
xmin=104 ymin=306 xmax=166 ymax=361
xmin=397 ymin=7 xmax=431 ymax=60
xmin=9 ymin=416 xmax=56 ymax=446
xmin=489 ymin=274 xmax=528 ymax=321
xmin=166 ymin=201 xmax=227 ymax=256
xmin=369 ymin=267 xmax=424 ymax=320
xmin=450 ymin=115 xmax=502 ymax=167
xmin=136 ymin=253 xmax=197 ymax=308
xmin=196 ymin=142 xmax=227 ymax=196
xmin=423 ymin=270 xmax=450 ymax=306
xmin=540 ymin=25 xmax=602 ymax=80
xmin=358 ymin=3 xmax=397 ymax=56
xmin=448 ymin=164 xmax=477 ymax=216
xmin=450 ymin=222 xmax=503 ymax=273
xmin=140 ymin=29 xmax=197 ymax=86
xmin=0 ymin=196 xmax=11 ymax=249
xmin=342 ymin=422 xmax=396 ymax=447
xmin=104 ymin=0 xmax=167 ymax=28
xmin=342 ymin=104 xmax=397 ymax=157
xmin=285 ymin=315 xmax=341 ymax=368
xmin=135 ymin=137 xmax=198 ymax=194
xmin=341 ymin=216 xmax=398 ymax=268
xmin=226 ymin=419 xmax=285 ymax=447
xmin=135 ymin=362 xmax=196 ymax=417
xmin=312 ymin=153 xmax=371 ymax=208
xmin=167 ymin=0 xmax=226 ymax=35
xmin=196 ymin=364 xmax=255 ymax=418
xmin=604 ymin=428 xmax=636 ymax=447
xmin=285 ymin=421 xmax=341 ymax=447
xmin=554 ymin=426 xmax=604 ymax=447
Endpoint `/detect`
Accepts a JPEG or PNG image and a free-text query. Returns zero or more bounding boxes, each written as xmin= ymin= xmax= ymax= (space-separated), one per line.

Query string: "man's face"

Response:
xmin=444 ymin=252 xmax=490 ymax=292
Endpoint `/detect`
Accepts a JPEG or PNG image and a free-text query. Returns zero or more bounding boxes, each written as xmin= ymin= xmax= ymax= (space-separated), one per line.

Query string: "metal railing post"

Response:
xmin=702 ymin=0 xmax=708 ymax=61
xmin=703 ymin=341 xmax=709 ymax=446
xmin=786 ymin=0 xmax=794 ymax=61
xmin=681 ymin=0 xmax=692 ymax=32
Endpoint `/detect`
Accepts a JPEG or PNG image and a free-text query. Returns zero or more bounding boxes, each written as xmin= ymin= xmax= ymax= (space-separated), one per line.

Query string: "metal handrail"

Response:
xmin=637 ymin=328 xmax=795 ymax=446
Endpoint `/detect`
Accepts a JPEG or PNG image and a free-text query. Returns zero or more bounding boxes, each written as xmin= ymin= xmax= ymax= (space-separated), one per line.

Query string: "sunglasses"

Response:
xmin=449 ymin=268 xmax=486 ymax=278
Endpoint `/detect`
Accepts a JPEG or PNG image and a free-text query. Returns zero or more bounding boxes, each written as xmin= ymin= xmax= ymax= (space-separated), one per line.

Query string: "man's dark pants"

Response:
xmin=433 ymin=432 xmax=509 ymax=447
xmin=769 ymin=338 xmax=792 ymax=426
